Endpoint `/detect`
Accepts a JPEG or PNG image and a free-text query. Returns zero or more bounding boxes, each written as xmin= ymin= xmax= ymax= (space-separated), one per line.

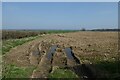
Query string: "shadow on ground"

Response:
xmin=68 ymin=60 xmax=120 ymax=80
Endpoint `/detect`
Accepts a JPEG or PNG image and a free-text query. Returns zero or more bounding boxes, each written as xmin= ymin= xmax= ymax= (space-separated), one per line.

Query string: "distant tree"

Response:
xmin=91 ymin=29 xmax=120 ymax=31
xmin=81 ymin=28 xmax=86 ymax=31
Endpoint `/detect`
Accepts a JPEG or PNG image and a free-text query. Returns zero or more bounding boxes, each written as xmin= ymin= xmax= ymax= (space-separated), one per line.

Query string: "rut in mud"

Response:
xmin=4 ymin=32 xmax=117 ymax=79
xmin=3 ymin=40 xmax=96 ymax=80
xmin=31 ymin=42 xmax=82 ymax=78
xmin=4 ymin=40 xmax=94 ymax=79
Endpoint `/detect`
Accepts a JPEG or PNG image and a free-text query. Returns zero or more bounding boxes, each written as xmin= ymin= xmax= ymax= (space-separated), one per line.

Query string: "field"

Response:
xmin=2 ymin=31 xmax=120 ymax=79
xmin=2 ymin=30 xmax=78 ymax=40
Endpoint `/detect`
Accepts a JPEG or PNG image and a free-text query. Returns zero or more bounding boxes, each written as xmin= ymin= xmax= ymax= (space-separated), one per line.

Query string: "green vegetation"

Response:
xmin=2 ymin=33 xmax=40 ymax=78
xmin=3 ymin=64 xmax=35 ymax=78
xmin=2 ymin=36 xmax=39 ymax=55
xmin=2 ymin=36 xmax=39 ymax=78
xmin=96 ymin=61 xmax=120 ymax=79
xmin=48 ymin=69 xmax=79 ymax=78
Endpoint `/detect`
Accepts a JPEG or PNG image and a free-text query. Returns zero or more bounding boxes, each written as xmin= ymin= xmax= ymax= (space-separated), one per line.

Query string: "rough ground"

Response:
xmin=3 ymin=32 xmax=118 ymax=79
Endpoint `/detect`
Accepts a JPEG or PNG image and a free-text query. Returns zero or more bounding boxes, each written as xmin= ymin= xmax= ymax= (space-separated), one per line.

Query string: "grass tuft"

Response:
xmin=48 ymin=69 xmax=79 ymax=79
xmin=3 ymin=64 xmax=35 ymax=78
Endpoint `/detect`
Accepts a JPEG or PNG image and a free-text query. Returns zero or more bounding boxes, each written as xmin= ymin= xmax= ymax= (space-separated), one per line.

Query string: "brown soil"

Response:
xmin=52 ymin=48 xmax=67 ymax=68
xmin=3 ymin=32 xmax=118 ymax=79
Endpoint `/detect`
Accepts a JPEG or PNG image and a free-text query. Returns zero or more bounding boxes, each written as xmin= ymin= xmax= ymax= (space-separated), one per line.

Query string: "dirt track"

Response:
xmin=3 ymin=31 xmax=118 ymax=79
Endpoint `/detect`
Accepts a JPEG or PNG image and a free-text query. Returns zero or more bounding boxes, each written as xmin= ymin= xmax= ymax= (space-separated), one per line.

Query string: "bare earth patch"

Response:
xmin=3 ymin=32 xmax=119 ymax=79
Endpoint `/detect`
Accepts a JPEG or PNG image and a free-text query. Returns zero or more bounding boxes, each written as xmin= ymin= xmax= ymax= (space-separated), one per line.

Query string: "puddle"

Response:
xmin=64 ymin=47 xmax=80 ymax=64
xmin=47 ymin=45 xmax=57 ymax=60
xmin=64 ymin=48 xmax=74 ymax=60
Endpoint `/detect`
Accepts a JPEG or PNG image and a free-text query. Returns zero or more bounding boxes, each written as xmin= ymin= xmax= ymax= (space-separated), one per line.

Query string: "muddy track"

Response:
xmin=4 ymin=32 xmax=117 ymax=79
xmin=3 ymin=39 xmax=95 ymax=79
xmin=4 ymin=39 xmax=91 ymax=79
xmin=31 ymin=42 xmax=82 ymax=78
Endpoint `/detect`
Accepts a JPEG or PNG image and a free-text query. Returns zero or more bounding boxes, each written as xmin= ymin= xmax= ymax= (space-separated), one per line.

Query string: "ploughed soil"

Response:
xmin=3 ymin=32 xmax=118 ymax=79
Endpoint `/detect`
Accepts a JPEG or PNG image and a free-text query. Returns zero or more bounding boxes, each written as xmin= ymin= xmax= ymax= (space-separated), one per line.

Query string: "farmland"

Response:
xmin=2 ymin=30 xmax=120 ymax=79
xmin=2 ymin=30 xmax=77 ymax=54
xmin=2 ymin=30 xmax=78 ymax=40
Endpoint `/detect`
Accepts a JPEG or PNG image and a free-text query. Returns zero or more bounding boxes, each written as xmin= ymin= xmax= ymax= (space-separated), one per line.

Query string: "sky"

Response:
xmin=2 ymin=2 xmax=118 ymax=30
xmin=2 ymin=0 xmax=120 ymax=2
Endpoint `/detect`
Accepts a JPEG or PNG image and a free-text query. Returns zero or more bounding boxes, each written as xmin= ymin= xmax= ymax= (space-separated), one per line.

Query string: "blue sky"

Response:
xmin=2 ymin=2 xmax=118 ymax=30
xmin=2 ymin=0 xmax=120 ymax=2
